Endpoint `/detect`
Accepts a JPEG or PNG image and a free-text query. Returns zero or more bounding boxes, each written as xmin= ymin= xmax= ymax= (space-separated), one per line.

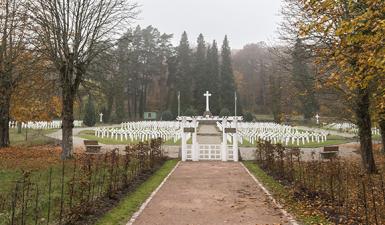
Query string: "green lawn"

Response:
xmin=9 ymin=128 xmax=58 ymax=146
xmin=239 ymin=135 xmax=351 ymax=148
xmin=95 ymin=159 xmax=179 ymax=225
xmin=77 ymin=130 xmax=183 ymax=146
xmin=373 ymin=134 xmax=381 ymax=141
xmin=243 ymin=162 xmax=331 ymax=225
xmin=0 ymin=161 xmax=76 ymax=225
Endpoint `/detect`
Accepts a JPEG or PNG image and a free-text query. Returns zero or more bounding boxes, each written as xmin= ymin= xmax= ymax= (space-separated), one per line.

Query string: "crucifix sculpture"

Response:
xmin=204 ymin=91 xmax=212 ymax=112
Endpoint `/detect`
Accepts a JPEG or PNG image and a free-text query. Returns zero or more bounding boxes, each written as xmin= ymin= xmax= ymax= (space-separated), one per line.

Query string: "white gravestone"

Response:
xmin=315 ymin=114 xmax=320 ymax=125
xmin=99 ymin=113 xmax=103 ymax=123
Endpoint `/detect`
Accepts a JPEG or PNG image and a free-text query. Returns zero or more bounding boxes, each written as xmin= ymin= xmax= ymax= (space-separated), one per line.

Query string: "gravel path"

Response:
xmin=131 ymin=162 xmax=291 ymax=225
xmin=197 ymin=124 xmax=222 ymax=144
xmin=46 ymin=125 xmax=122 ymax=151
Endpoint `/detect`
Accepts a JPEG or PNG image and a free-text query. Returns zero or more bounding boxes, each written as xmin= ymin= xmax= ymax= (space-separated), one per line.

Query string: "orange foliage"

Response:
xmin=10 ymin=56 xmax=62 ymax=122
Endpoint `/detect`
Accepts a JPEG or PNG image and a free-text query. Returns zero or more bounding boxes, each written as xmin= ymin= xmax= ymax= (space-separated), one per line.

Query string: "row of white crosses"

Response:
xmin=9 ymin=120 xmax=83 ymax=129
xmin=94 ymin=121 xmax=184 ymax=143
xmin=224 ymin=122 xmax=328 ymax=146
xmin=324 ymin=122 xmax=380 ymax=135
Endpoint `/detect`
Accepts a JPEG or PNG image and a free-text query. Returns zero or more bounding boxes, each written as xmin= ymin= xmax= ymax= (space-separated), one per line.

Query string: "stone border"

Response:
xmin=126 ymin=161 xmax=181 ymax=225
xmin=240 ymin=162 xmax=299 ymax=225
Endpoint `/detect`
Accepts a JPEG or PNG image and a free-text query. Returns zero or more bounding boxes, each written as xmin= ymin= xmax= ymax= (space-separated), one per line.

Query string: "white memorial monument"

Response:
xmin=203 ymin=91 xmax=213 ymax=117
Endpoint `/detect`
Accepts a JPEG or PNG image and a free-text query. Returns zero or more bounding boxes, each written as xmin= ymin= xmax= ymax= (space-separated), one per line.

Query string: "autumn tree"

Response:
xmin=30 ymin=0 xmax=138 ymax=159
xmin=233 ymin=43 xmax=271 ymax=113
xmin=11 ymin=59 xmax=61 ymax=124
xmin=0 ymin=0 xmax=30 ymax=147
xmin=284 ymin=0 xmax=385 ymax=173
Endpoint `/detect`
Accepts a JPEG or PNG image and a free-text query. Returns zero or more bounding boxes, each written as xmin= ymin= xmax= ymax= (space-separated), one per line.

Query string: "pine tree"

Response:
xmin=175 ymin=32 xmax=193 ymax=113
xmin=206 ymin=40 xmax=220 ymax=114
xmin=292 ymin=39 xmax=318 ymax=120
xmin=83 ymin=96 xmax=96 ymax=127
xmin=220 ymin=36 xmax=236 ymax=112
xmin=192 ymin=34 xmax=207 ymax=114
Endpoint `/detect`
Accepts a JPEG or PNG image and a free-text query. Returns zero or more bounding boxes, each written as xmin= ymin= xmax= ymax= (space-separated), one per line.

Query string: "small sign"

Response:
xmin=225 ymin=128 xmax=237 ymax=133
xmin=184 ymin=128 xmax=195 ymax=133
xmin=144 ymin=112 xmax=157 ymax=120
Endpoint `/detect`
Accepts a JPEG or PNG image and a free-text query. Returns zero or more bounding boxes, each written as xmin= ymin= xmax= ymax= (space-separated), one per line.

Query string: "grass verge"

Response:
xmin=9 ymin=128 xmax=58 ymax=146
xmin=95 ymin=159 xmax=179 ymax=225
xmin=242 ymin=161 xmax=331 ymax=225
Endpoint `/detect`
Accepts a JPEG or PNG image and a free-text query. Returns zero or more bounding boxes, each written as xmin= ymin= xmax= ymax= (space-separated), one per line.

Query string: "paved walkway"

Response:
xmin=131 ymin=162 xmax=290 ymax=225
xmin=46 ymin=125 xmax=122 ymax=151
xmin=197 ymin=124 xmax=222 ymax=144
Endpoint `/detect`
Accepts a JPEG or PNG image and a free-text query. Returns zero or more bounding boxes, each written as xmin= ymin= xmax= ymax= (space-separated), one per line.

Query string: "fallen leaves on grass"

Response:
xmin=0 ymin=145 xmax=84 ymax=170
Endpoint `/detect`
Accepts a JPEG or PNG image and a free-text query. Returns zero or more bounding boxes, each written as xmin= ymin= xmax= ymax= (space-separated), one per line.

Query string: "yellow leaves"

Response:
xmin=297 ymin=0 xmax=385 ymax=96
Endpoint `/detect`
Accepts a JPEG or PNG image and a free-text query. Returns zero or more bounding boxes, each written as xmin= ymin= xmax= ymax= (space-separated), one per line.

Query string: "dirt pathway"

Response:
xmin=131 ymin=162 xmax=291 ymax=225
xmin=197 ymin=124 xmax=221 ymax=144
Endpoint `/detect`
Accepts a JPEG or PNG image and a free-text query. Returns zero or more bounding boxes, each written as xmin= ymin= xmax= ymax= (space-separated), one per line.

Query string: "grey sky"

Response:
xmin=134 ymin=0 xmax=284 ymax=49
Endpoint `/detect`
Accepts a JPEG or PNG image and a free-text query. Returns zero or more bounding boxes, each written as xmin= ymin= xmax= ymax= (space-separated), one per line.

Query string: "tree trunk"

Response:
xmin=61 ymin=85 xmax=75 ymax=160
xmin=356 ymin=88 xmax=377 ymax=173
xmin=379 ymin=115 xmax=385 ymax=154
xmin=0 ymin=92 xmax=11 ymax=148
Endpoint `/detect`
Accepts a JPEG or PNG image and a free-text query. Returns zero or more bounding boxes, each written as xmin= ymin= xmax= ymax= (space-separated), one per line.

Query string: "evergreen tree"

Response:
xmin=192 ymin=34 xmax=207 ymax=114
xmin=206 ymin=40 xmax=221 ymax=115
xmin=83 ymin=96 xmax=96 ymax=127
xmin=292 ymin=39 xmax=318 ymax=120
xmin=175 ymin=32 xmax=193 ymax=113
xmin=220 ymin=36 xmax=236 ymax=112
xmin=219 ymin=108 xmax=231 ymax=117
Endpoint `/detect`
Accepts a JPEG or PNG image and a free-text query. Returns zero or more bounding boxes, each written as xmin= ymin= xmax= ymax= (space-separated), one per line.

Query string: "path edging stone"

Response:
xmin=126 ymin=161 xmax=181 ymax=225
xmin=240 ymin=162 xmax=299 ymax=225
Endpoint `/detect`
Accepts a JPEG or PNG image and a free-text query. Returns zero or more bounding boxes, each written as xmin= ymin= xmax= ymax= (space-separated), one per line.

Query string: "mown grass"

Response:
xmin=9 ymin=128 xmax=58 ymax=146
xmin=243 ymin=161 xmax=331 ymax=225
xmin=0 ymin=160 xmax=77 ymax=225
xmin=95 ymin=159 xmax=179 ymax=225
xmin=77 ymin=130 xmax=184 ymax=145
xmin=239 ymin=135 xmax=351 ymax=148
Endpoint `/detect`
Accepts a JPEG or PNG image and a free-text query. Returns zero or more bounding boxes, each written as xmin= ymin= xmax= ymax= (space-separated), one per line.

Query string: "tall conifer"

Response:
xmin=175 ymin=32 xmax=193 ymax=113
xmin=220 ymin=36 xmax=236 ymax=112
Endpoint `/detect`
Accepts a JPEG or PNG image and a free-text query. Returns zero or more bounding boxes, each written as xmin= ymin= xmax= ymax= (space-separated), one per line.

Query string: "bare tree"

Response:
xmin=30 ymin=0 xmax=138 ymax=159
xmin=0 ymin=0 xmax=29 ymax=147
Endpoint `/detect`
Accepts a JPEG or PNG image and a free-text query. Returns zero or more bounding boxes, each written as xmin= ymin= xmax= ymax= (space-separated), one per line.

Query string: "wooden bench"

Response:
xmin=84 ymin=140 xmax=102 ymax=153
xmin=320 ymin=146 xmax=339 ymax=160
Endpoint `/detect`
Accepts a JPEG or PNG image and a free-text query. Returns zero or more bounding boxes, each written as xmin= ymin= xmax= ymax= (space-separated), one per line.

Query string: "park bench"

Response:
xmin=84 ymin=140 xmax=102 ymax=153
xmin=320 ymin=146 xmax=339 ymax=160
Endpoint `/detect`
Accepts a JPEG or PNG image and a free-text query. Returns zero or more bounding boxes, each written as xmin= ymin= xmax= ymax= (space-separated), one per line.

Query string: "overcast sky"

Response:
xmin=134 ymin=0 xmax=284 ymax=49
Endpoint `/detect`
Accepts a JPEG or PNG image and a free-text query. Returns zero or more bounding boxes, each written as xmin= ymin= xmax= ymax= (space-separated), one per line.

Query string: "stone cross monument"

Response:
xmin=203 ymin=91 xmax=212 ymax=117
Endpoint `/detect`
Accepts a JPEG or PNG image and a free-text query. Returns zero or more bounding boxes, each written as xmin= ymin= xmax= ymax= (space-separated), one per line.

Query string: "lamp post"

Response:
xmin=234 ymin=92 xmax=237 ymax=117
xmin=178 ymin=91 xmax=181 ymax=117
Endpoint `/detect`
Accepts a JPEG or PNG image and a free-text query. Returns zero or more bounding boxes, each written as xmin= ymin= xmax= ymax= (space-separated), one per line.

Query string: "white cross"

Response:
xmin=315 ymin=114 xmax=320 ymax=124
xmin=99 ymin=113 xmax=103 ymax=123
xmin=204 ymin=91 xmax=212 ymax=112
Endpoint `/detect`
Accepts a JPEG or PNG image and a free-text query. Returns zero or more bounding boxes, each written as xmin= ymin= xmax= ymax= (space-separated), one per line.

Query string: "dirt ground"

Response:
xmin=132 ymin=162 xmax=290 ymax=225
